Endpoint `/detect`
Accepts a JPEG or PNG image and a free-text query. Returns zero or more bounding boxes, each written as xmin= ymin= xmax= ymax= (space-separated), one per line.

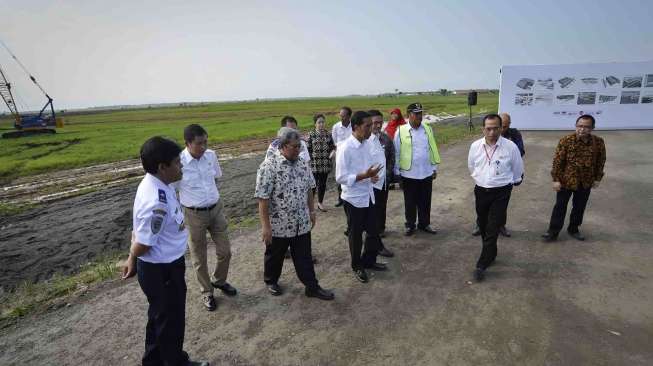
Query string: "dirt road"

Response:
xmin=1 ymin=130 xmax=651 ymax=365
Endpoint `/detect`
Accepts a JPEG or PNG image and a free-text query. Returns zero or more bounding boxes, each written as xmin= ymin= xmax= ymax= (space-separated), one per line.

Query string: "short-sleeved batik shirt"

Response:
xmin=255 ymin=150 xmax=316 ymax=238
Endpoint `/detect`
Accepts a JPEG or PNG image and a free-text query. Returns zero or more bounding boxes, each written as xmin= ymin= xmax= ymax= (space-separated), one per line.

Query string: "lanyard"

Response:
xmin=483 ymin=144 xmax=498 ymax=166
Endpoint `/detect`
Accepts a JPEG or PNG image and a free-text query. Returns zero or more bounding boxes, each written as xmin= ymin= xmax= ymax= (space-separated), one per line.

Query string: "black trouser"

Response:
xmin=344 ymin=200 xmax=381 ymax=270
xmin=548 ymin=187 xmax=592 ymax=235
xmin=474 ymin=185 xmax=512 ymax=270
xmin=373 ymin=187 xmax=389 ymax=234
xmin=401 ymin=176 xmax=433 ymax=229
xmin=264 ymin=232 xmax=319 ymax=290
xmin=313 ymin=172 xmax=329 ymax=203
xmin=137 ymin=256 xmax=189 ymax=366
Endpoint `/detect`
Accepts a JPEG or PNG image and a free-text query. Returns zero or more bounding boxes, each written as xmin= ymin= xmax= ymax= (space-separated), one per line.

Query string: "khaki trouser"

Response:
xmin=184 ymin=200 xmax=231 ymax=295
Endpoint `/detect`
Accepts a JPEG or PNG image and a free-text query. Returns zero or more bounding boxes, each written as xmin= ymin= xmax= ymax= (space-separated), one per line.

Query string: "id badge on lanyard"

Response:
xmin=494 ymin=160 xmax=500 ymax=176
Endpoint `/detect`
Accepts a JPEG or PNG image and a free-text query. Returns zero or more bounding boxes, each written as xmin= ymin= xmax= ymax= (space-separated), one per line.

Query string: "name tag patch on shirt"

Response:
xmin=158 ymin=189 xmax=167 ymax=203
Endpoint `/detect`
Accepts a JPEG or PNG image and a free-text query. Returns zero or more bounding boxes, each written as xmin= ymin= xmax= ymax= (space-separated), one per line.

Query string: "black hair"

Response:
xmin=367 ymin=109 xmax=383 ymax=118
xmin=576 ymin=114 xmax=595 ymax=128
xmin=280 ymin=115 xmax=298 ymax=127
xmin=313 ymin=114 xmax=326 ymax=123
xmin=140 ymin=136 xmax=182 ymax=174
xmin=350 ymin=111 xmax=371 ymax=129
xmin=183 ymin=124 xmax=207 ymax=144
xmin=482 ymin=113 xmax=503 ymax=127
xmin=340 ymin=106 xmax=352 ymax=117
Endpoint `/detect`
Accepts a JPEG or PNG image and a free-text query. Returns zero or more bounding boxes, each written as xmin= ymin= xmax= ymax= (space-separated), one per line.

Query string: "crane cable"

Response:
xmin=0 ymin=39 xmax=51 ymax=99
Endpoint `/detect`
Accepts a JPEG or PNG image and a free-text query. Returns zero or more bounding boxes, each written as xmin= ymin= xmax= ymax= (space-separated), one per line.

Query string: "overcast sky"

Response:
xmin=1 ymin=0 xmax=652 ymax=111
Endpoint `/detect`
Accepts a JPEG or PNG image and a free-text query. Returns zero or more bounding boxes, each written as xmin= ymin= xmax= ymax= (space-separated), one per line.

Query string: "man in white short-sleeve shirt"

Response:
xmin=122 ymin=136 xmax=208 ymax=366
xmin=331 ymin=106 xmax=353 ymax=207
xmin=175 ymin=124 xmax=236 ymax=312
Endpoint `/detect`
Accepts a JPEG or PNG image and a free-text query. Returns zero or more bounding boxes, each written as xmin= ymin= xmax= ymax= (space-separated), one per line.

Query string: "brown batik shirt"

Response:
xmin=551 ymin=133 xmax=606 ymax=190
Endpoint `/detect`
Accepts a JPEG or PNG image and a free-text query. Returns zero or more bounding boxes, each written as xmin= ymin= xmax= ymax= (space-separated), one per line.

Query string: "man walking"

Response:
xmin=472 ymin=112 xmax=525 ymax=237
xmin=122 ymin=136 xmax=208 ymax=366
xmin=177 ymin=124 xmax=237 ymax=312
xmin=368 ymin=109 xmax=395 ymax=257
xmin=266 ymin=115 xmax=310 ymax=162
xmin=542 ymin=115 xmax=606 ymax=242
xmin=393 ymin=103 xmax=441 ymax=236
xmin=468 ymin=114 xmax=524 ymax=282
xmin=255 ymin=127 xmax=334 ymax=300
xmin=336 ymin=111 xmax=387 ymax=283
xmin=332 ymin=106 xmax=353 ymax=207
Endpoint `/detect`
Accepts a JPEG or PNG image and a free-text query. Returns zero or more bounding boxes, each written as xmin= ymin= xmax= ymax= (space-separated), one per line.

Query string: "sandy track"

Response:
xmin=1 ymin=131 xmax=651 ymax=365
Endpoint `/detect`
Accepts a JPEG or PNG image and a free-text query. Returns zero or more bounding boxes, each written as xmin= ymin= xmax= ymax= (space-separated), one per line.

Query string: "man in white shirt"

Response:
xmin=265 ymin=115 xmax=310 ymax=162
xmin=393 ymin=103 xmax=441 ymax=236
xmin=368 ymin=109 xmax=395 ymax=258
xmin=331 ymin=106 xmax=353 ymax=207
xmin=122 ymin=136 xmax=208 ymax=366
xmin=177 ymin=124 xmax=236 ymax=312
xmin=336 ymin=111 xmax=387 ymax=283
xmin=467 ymin=114 xmax=524 ymax=282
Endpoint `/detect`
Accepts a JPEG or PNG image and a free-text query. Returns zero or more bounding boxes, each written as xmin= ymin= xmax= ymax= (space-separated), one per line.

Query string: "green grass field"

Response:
xmin=0 ymin=93 xmax=497 ymax=182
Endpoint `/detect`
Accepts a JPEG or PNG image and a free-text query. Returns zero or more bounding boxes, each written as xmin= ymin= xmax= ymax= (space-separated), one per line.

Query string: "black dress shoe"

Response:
xmin=567 ymin=230 xmax=585 ymax=241
xmin=267 ymin=283 xmax=283 ymax=296
xmin=378 ymin=247 xmax=395 ymax=258
xmin=354 ymin=269 xmax=369 ymax=283
xmin=472 ymin=224 xmax=481 ymax=236
xmin=473 ymin=268 xmax=485 ymax=282
xmin=365 ymin=262 xmax=388 ymax=271
xmin=541 ymin=231 xmax=558 ymax=242
xmin=212 ymin=282 xmax=237 ymax=296
xmin=418 ymin=225 xmax=438 ymax=234
xmin=203 ymin=295 xmax=217 ymax=311
xmin=499 ymin=226 xmax=511 ymax=237
xmin=335 ymin=200 xmax=344 ymax=207
xmin=305 ymin=286 xmax=335 ymax=300
xmin=404 ymin=227 xmax=415 ymax=236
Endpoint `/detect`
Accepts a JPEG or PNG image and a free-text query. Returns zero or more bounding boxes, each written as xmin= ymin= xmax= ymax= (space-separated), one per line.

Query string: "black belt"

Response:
xmin=183 ymin=203 xmax=217 ymax=211
xmin=475 ymin=184 xmax=512 ymax=192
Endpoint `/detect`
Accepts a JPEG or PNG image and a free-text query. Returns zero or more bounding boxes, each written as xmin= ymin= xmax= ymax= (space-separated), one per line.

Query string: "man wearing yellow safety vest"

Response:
xmin=393 ymin=103 xmax=441 ymax=236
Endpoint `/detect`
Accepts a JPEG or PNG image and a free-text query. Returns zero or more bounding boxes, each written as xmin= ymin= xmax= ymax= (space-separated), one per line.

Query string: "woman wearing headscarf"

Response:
xmin=383 ymin=108 xmax=407 ymax=139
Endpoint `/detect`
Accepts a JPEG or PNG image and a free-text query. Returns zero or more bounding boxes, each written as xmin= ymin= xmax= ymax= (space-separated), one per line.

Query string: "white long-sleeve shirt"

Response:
xmin=368 ymin=133 xmax=386 ymax=190
xmin=335 ymin=135 xmax=375 ymax=208
xmin=393 ymin=123 xmax=438 ymax=179
xmin=332 ymin=121 xmax=352 ymax=147
xmin=468 ymin=136 xmax=524 ymax=188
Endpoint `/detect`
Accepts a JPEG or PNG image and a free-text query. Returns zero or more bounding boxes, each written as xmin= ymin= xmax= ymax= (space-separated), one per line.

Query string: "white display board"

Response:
xmin=499 ymin=61 xmax=653 ymax=130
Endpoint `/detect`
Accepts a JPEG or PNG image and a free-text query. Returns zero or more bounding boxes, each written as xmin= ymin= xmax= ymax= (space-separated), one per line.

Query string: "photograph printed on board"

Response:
xmin=558 ymin=77 xmax=575 ymax=89
xmin=516 ymin=78 xmax=534 ymax=90
xmin=622 ymin=76 xmax=643 ymax=88
xmin=641 ymin=93 xmax=653 ymax=104
xmin=577 ymin=92 xmax=596 ymax=105
xmin=644 ymin=74 xmax=653 ymax=88
xmin=602 ymin=75 xmax=621 ymax=88
xmin=555 ymin=94 xmax=576 ymax=105
xmin=514 ymin=93 xmax=533 ymax=106
xmin=598 ymin=94 xmax=619 ymax=104
xmin=620 ymin=91 xmax=640 ymax=104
